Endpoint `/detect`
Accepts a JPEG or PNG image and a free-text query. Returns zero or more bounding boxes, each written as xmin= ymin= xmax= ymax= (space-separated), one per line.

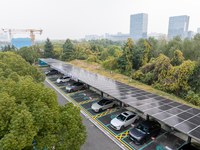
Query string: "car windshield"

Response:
xmin=97 ymin=99 xmax=108 ymax=106
xmin=72 ymin=82 xmax=78 ymax=86
xmin=117 ymin=114 xmax=126 ymax=122
xmin=60 ymin=77 xmax=64 ymax=79
xmin=136 ymin=124 xmax=148 ymax=133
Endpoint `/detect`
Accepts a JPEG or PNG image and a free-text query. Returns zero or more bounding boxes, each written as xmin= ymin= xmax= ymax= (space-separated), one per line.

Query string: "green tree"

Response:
xmin=62 ymin=39 xmax=75 ymax=61
xmin=170 ymin=50 xmax=184 ymax=66
xmin=182 ymin=37 xmax=194 ymax=60
xmin=2 ymin=45 xmax=16 ymax=53
xmin=141 ymin=40 xmax=152 ymax=66
xmin=117 ymin=38 xmax=134 ymax=75
xmin=157 ymin=35 xmax=168 ymax=56
xmin=167 ymin=35 xmax=183 ymax=58
xmin=74 ymin=44 xmax=84 ymax=59
xmin=106 ymin=45 xmax=121 ymax=56
xmin=0 ymin=52 xmax=87 ymax=150
xmin=100 ymin=50 xmax=108 ymax=61
xmin=0 ymin=77 xmax=87 ymax=150
xmin=101 ymin=56 xmax=117 ymax=70
xmin=191 ymin=33 xmax=200 ymax=61
xmin=17 ymin=46 xmax=41 ymax=64
xmin=53 ymin=45 xmax=63 ymax=60
xmin=0 ymin=52 xmax=45 ymax=82
xmin=43 ymin=38 xmax=54 ymax=58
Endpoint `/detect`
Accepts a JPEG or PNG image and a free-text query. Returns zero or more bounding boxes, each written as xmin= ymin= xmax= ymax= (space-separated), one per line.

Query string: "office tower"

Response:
xmin=168 ymin=15 xmax=190 ymax=40
xmin=130 ymin=13 xmax=148 ymax=41
xmin=197 ymin=28 xmax=200 ymax=33
xmin=187 ymin=31 xmax=195 ymax=39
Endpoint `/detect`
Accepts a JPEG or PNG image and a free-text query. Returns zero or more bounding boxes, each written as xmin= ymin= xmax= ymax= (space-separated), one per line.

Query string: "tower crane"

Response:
xmin=1 ymin=29 xmax=43 ymax=45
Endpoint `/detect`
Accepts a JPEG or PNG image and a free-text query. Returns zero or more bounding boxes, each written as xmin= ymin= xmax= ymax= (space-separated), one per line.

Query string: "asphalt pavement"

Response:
xmin=44 ymin=80 xmax=122 ymax=150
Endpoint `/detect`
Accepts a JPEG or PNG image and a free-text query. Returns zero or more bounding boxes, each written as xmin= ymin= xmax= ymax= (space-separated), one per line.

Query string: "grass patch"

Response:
xmin=67 ymin=60 xmax=199 ymax=109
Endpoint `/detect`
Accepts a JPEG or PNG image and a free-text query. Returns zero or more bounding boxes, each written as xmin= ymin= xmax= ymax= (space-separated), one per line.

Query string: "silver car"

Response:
xmin=56 ymin=76 xmax=71 ymax=83
xmin=110 ymin=111 xmax=139 ymax=130
xmin=91 ymin=99 xmax=117 ymax=112
xmin=65 ymin=82 xmax=85 ymax=93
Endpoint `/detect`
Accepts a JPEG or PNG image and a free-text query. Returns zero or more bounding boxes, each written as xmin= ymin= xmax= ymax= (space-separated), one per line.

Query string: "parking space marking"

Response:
xmin=46 ymin=77 xmax=141 ymax=149
xmin=47 ymin=77 xmax=187 ymax=150
xmin=137 ymin=129 xmax=171 ymax=150
xmin=177 ymin=141 xmax=187 ymax=150
xmin=117 ymin=130 xmax=130 ymax=140
xmin=78 ymin=98 xmax=100 ymax=104
xmin=93 ymin=108 xmax=119 ymax=119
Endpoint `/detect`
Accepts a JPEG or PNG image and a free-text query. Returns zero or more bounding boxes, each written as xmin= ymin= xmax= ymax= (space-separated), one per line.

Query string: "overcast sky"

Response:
xmin=0 ymin=0 xmax=200 ymax=40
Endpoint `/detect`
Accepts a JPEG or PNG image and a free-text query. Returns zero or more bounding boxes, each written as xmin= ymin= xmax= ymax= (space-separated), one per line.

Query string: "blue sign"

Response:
xmin=156 ymin=145 xmax=166 ymax=150
xmin=111 ymin=115 xmax=116 ymax=119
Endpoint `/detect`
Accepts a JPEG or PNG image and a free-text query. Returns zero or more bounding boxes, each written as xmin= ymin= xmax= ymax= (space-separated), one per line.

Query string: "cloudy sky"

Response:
xmin=0 ymin=0 xmax=199 ymax=40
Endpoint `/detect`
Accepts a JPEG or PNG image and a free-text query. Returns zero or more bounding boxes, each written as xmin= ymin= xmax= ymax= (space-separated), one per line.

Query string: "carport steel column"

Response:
xmin=146 ymin=115 xmax=149 ymax=120
xmin=101 ymin=91 xmax=103 ymax=97
xmin=187 ymin=136 xmax=191 ymax=143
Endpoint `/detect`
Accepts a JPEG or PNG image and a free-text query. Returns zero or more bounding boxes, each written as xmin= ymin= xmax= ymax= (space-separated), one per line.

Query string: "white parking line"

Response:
xmin=45 ymin=79 xmax=128 ymax=150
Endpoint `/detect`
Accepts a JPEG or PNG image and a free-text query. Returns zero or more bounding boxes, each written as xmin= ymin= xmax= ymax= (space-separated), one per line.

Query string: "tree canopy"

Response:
xmin=43 ymin=38 xmax=54 ymax=58
xmin=0 ymin=52 xmax=87 ymax=150
xmin=62 ymin=39 xmax=75 ymax=61
xmin=17 ymin=46 xmax=41 ymax=64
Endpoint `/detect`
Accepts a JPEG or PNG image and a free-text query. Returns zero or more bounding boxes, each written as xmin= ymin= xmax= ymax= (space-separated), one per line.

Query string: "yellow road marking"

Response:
xmin=116 ymin=130 xmax=130 ymax=140
xmin=163 ymin=135 xmax=167 ymax=138
xmin=176 ymin=142 xmax=181 ymax=146
xmin=46 ymin=78 xmax=133 ymax=150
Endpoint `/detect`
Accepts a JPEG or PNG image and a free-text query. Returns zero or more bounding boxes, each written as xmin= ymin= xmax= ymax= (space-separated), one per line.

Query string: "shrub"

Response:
xmin=185 ymin=90 xmax=200 ymax=106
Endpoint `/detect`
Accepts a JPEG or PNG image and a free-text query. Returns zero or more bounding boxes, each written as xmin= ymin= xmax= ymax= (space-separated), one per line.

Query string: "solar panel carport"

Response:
xmin=40 ymin=58 xmax=200 ymax=142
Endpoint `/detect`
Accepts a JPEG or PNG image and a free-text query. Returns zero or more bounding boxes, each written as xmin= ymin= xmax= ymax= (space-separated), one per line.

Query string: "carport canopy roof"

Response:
xmin=40 ymin=58 xmax=200 ymax=141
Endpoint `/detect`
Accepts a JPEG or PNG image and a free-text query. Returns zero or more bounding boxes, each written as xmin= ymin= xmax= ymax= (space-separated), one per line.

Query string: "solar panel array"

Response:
xmin=41 ymin=58 xmax=200 ymax=141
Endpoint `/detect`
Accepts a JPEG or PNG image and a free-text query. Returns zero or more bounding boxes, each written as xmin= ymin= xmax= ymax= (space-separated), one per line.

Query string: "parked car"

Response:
xmin=110 ymin=111 xmax=139 ymax=130
xmin=65 ymin=82 xmax=85 ymax=93
xmin=45 ymin=69 xmax=58 ymax=76
xmin=56 ymin=76 xmax=71 ymax=83
xmin=91 ymin=99 xmax=117 ymax=112
xmin=128 ymin=120 xmax=161 ymax=145
xmin=178 ymin=142 xmax=200 ymax=150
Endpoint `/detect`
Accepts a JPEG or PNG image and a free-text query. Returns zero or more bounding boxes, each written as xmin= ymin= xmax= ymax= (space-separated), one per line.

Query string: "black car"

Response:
xmin=178 ymin=142 xmax=200 ymax=150
xmin=45 ymin=69 xmax=59 ymax=76
xmin=128 ymin=120 xmax=161 ymax=145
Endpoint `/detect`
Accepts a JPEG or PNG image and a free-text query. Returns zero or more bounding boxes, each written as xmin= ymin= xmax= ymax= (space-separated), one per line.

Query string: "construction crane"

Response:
xmin=1 ymin=29 xmax=43 ymax=45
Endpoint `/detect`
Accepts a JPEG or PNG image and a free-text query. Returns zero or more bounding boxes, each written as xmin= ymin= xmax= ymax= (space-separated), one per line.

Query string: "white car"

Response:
xmin=91 ymin=99 xmax=117 ymax=112
xmin=110 ymin=111 xmax=139 ymax=130
xmin=56 ymin=76 xmax=71 ymax=83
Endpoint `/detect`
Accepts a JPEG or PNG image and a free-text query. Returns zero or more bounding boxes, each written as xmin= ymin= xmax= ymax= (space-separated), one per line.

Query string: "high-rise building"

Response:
xmin=197 ymin=28 xmax=200 ymax=33
xmin=130 ymin=13 xmax=148 ymax=41
xmin=187 ymin=31 xmax=195 ymax=39
xmin=168 ymin=15 xmax=190 ymax=40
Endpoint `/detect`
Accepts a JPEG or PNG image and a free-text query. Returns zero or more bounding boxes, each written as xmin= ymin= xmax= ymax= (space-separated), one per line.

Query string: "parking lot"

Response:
xmin=44 ymin=71 xmax=188 ymax=150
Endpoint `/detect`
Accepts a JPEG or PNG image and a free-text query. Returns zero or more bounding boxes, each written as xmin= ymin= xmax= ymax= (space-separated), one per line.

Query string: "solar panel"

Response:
xmin=175 ymin=121 xmax=196 ymax=133
xmin=40 ymin=58 xmax=200 ymax=141
xmin=189 ymin=127 xmax=200 ymax=139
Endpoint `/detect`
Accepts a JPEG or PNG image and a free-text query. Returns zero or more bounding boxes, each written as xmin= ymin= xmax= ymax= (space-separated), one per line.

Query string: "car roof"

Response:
xmin=140 ymin=120 xmax=160 ymax=128
xmin=62 ymin=76 xmax=69 ymax=78
xmin=99 ymin=99 xmax=110 ymax=102
xmin=121 ymin=111 xmax=135 ymax=116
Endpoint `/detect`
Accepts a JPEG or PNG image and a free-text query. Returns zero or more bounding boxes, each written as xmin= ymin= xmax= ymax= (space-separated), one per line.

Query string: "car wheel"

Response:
xmin=141 ymin=139 xmax=146 ymax=145
xmin=70 ymin=89 xmax=74 ymax=93
xmin=113 ymin=104 xmax=116 ymax=108
xmin=120 ymin=125 xmax=125 ymax=130
xmin=99 ymin=108 xmax=102 ymax=112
